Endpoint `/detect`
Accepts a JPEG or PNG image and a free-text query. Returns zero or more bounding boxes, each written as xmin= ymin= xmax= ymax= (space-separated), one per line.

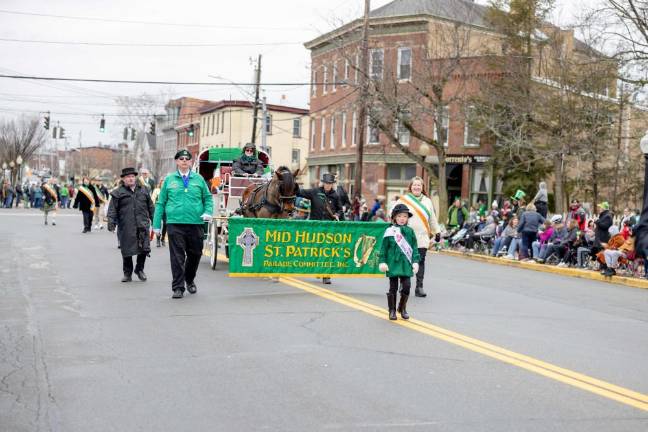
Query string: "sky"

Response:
xmin=0 ymin=0 xmax=584 ymax=150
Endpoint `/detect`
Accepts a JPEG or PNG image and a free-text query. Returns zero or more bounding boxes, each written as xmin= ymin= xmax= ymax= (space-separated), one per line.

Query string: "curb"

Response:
xmin=437 ymin=250 xmax=648 ymax=291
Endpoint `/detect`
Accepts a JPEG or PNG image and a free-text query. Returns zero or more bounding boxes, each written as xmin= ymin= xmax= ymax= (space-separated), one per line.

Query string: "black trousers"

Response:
xmin=535 ymin=201 xmax=548 ymax=218
xmin=168 ymin=224 xmax=204 ymax=292
xmin=416 ymin=248 xmax=427 ymax=288
xmin=389 ymin=276 xmax=411 ymax=296
xmin=123 ymin=254 xmax=147 ymax=275
xmin=82 ymin=210 xmax=93 ymax=231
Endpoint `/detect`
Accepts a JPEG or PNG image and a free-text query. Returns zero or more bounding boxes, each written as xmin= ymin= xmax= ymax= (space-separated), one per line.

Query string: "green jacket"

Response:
xmin=153 ymin=170 xmax=213 ymax=228
xmin=447 ymin=205 xmax=469 ymax=227
xmin=379 ymin=224 xmax=421 ymax=278
xmin=60 ymin=186 xmax=69 ymax=197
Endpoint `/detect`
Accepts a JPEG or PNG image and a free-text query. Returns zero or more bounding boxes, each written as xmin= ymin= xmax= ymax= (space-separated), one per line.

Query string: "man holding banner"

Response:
xmin=297 ymin=172 xmax=343 ymax=284
xmin=394 ymin=177 xmax=440 ymax=297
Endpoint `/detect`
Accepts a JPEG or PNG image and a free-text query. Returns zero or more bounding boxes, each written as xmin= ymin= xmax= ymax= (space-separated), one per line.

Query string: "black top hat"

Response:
xmin=120 ymin=167 xmax=138 ymax=177
xmin=321 ymin=173 xmax=336 ymax=184
xmin=174 ymin=149 xmax=192 ymax=160
xmin=391 ymin=203 xmax=413 ymax=219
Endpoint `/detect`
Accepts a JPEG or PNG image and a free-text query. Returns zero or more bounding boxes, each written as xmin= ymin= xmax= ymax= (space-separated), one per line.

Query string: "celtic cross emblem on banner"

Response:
xmin=236 ymin=228 xmax=259 ymax=267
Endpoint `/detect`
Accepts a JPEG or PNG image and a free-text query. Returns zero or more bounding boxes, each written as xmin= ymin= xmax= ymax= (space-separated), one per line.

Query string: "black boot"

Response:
xmin=135 ymin=270 xmax=147 ymax=281
xmin=387 ymin=293 xmax=397 ymax=320
xmin=156 ymin=235 xmax=161 ymax=248
xmin=398 ymin=294 xmax=410 ymax=320
xmin=121 ymin=274 xmax=132 ymax=283
xmin=415 ymin=284 xmax=427 ymax=298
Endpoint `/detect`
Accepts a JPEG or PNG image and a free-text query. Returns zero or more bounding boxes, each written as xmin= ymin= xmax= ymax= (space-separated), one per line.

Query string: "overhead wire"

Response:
xmin=0 ymin=37 xmax=303 ymax=48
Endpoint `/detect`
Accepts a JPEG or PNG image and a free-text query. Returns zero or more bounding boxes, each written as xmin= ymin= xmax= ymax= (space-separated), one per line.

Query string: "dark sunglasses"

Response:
xmin=244 ymin=149 xmax=254 ymax=153
xmin=178 ymin=157 xmax=191 ymax=161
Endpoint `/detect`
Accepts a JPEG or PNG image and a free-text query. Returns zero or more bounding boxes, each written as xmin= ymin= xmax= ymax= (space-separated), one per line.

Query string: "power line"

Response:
xmin=0 ymin=9 xmax=312 ymax=31
xmin=0 ymin=37 xmax=302 ymax=48
xmin=0 ymin=74 xmax=333 ymax=86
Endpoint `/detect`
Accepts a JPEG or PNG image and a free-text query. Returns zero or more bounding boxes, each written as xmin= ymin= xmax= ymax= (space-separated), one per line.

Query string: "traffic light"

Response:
xmin=149 ymin=121 xmax=155 ymax=135
xmin=52 ymin=127 xmax=58 ymax=138
xmin=99 ymin=116 xmax=105 ymax=133
xmin=60 ymin=128 xmax=66 ymax=139
xmin=130 ymin=128 xmax=136 ymax=141
xmin=43 ymin=113 xmax=50 ymax=130
xmin=123 ymin=127 xmax=129 ymax=141
xmin=188 ymin=124 xmax=195 ymax=137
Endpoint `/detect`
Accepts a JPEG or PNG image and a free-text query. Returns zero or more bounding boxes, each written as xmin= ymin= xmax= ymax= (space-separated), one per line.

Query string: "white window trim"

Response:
xmin=293 ymin=118 xmax=301 ymax=138
xmin=330 ymin=116 xmax=336 ymax=149
xmin=433 ymin=106 xmax=450 ymax=148
xmin=341 ymin=112 xmax=348 ymax=147
xmin=397 ymin=47 xmax=412 ymax=81
xmin=368 ymin=116 xmax=380 ymax=145
xmin=464 ymin=105 xmax=480 ymax=148
xmin=266 ymin=114 xmax=273 ymax=135
xmin=311 ymin=70 xmax=317 ymax=97
xmin=332 ymin=62 xmax=338 ymax=92
xmin=344 ymin=59 xmax=350 ymax=82
xmin=310 ymin=119 xmax=315 ymax=151
xmin=370 ymin=48 xmax=384 ymax=80
xmin=320 ymin=117 xmax=326 ymax=150
xmin=396 ymin=117 xmax=410 ymax=146
xmin=351 ymin=111 xmax=357 ymax=147
xmin=355 ymin=54 xmax=360 ymax=84
xmin=323 ymin=66 xmax=328 ymax=94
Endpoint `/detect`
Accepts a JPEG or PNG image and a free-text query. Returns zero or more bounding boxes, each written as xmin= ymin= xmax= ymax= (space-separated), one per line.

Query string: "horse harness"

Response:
xmin=240 ymin=177 xmax=296 ymax=217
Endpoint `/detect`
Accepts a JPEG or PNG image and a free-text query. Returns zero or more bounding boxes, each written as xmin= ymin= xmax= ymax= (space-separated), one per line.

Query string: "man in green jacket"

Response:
xmin=153 ymin=149 xmax=213 ymax=299
xmin=447 ymin=198 xmax=469 ymax=229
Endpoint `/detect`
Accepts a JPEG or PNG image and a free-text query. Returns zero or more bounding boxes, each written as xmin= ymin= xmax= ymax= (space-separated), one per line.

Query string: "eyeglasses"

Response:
xmin=245 ymin=149 xmax=254 ymax=153
xmin=178 ymin=157 xmax=191 ymax=161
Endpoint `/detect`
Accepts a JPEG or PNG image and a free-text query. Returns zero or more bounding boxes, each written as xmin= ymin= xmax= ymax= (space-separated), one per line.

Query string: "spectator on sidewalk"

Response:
xmin=516 ymin=203 xmax=545 ymax=260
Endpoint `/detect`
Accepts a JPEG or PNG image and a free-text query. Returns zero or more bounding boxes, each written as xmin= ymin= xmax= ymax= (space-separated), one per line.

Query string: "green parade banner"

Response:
xmin=227 ymin=218 xmax=388 ymax=278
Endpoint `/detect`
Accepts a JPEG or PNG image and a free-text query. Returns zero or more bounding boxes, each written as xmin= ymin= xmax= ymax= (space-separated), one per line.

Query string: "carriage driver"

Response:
xmin=233 ymin=143 xmax=265 ymax=177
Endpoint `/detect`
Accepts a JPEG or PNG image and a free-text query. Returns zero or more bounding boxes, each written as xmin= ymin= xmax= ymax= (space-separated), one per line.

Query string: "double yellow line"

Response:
xmin=214 ymin=254 xmax=648 ymax=411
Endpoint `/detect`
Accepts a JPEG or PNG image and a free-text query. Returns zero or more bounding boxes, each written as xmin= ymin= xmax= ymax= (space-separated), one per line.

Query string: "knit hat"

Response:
xmin=599 ymin=201 xmax=610 ymax=210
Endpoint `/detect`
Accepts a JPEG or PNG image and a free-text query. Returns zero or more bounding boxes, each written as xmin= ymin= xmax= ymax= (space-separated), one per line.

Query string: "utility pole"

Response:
xmin=261 ymin=94 xmax=268 ymax=153
xmin=354 ymin=0 xmax=370 ymax=199
xmin=251 ymin=54 xmax=262 ymax=145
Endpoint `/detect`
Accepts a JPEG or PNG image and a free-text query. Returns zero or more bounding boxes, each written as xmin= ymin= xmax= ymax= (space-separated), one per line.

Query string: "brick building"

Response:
xmin=64 ymin=145 xmax=135 ymax=181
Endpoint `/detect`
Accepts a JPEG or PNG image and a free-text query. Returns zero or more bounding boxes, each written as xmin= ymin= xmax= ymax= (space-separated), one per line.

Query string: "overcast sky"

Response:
xmin=0 ymin=0 xmax=586 ymax=150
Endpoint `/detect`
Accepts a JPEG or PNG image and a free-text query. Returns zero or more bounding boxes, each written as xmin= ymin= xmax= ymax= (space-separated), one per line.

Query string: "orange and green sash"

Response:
xmin=400 ymin=193 xmax=432 ymax=236
xmin=78 ymin=186 xmax=96 ymax=211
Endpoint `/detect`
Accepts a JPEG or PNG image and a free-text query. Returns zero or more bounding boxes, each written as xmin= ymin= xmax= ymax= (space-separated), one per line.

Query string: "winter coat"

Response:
xmin=107 ymin=184 xmax=155 ymax=258
xmin=517 ymin=211 xmax=545 ymax=234
xmin=594 ymin=210 xmax=613 ymax=247
xmin=475 ymin=222 xmax=497 ymax=237
xmin=153 ymin=170 xmax=213 ymax=228
xmin=73 ymin=185 xmax=96 ymax=212
xmin=502 ymin=224 xmax=518 ymax=239
xmin=538 ymin=226 xmax=554 ymax=244
xmin=395 ymin=193 xmax=440 ymax=249
xmin=547 ymin=225 xmax=567 ymax=244
xmin=448 ymin=205 xmax=469 ymax=227
xmin=297 ymin=187 xmax=342 ymax=221
xmin=379 ymin=224 xmax=421 ymax=278
xmin=568 ymin=206 xmax=587 ymax=231
xmin=233 ymin=156 xmax=264 ymax=176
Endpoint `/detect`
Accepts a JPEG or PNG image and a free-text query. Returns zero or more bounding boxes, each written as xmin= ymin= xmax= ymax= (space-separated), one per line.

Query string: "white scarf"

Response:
xmin=383 ymin=225 xmax=413 ymax=263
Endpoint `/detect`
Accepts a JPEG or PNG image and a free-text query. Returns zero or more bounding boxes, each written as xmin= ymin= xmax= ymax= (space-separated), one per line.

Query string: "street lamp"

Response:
xmin=16 ymin=155 xmax=23 ymax=183
xmin=636 ymin=131 xmax=648 ymax=259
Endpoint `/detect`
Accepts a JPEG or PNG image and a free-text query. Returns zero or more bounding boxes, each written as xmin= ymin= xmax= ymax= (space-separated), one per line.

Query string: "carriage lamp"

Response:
xmin=9 ymin=161 xmax=15 ymax=168
xmin=419 ymin=143 xmax=431 ymax=157
xmin=641 ymin=130 xmax=648 ymax=156
xmin=1 ymin=162 xmax=6 ymax=170
xmin=16 ymin=155 xmax=22 ymax=165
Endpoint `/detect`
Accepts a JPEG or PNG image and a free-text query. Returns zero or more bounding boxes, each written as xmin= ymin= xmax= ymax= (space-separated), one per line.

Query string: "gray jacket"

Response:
xmin=517 ymin=211 xmax=546 ymax=234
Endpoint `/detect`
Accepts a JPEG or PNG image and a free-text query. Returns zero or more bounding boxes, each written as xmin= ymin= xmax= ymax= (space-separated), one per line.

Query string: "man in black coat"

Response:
xmin=297 ymin=173 xmax=342 ymax=284
xmin=594 ymin=202 xmax=613 ymax=248
xmin=107 ymin=168 xmax=155 ymax=283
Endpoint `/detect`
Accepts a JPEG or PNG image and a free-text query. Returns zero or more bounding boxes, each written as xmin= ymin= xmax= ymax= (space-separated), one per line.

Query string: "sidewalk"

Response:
xmin=438 ymin=249 xmax=648 ymax=290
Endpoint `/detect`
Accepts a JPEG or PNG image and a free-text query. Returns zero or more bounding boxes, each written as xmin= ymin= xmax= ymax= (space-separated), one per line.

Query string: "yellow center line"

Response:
xmin=214 ymin=253 xmax=648 ymax=411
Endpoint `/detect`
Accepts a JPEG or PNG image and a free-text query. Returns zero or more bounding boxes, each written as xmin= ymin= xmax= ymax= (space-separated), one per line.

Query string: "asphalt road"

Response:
xmin=1 ymin=209 xmax=647 ymax=431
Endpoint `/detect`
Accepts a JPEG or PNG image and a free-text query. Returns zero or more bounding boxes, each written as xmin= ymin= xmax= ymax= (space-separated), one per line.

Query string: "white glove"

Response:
xmin=153 ymin=228 xmax=161 ymax=235
xmin=412 ymin=263 xmax=419 ymax=274
xmin=379 ymin=263 xmax=389 ymax=273
xmin=201 ymin=214 xmax=212 ymax=222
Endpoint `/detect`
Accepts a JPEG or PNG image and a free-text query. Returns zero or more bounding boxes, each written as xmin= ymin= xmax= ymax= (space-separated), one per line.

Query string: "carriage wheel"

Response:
xmin=210 ymin=222 xmax=218 ymax=270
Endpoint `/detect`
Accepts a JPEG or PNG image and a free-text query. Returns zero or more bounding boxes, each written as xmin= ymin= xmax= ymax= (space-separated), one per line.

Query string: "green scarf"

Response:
xmin=241 ymin=154 xmax=257 ymax=163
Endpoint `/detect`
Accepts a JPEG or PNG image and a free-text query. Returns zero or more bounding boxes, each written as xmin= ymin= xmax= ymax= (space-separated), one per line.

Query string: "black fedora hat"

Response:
xmin=391 ymin=203 xmax=413 ymax=219
xmin=321 ymin=173 xmax=336 ymax=184
xmin=120 ymin=167 xmax=138 ymax=177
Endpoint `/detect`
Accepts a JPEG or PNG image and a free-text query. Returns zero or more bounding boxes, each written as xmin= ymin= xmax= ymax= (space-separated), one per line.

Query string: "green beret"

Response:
xmin=175 ymin=149 xmax=192 ymax=160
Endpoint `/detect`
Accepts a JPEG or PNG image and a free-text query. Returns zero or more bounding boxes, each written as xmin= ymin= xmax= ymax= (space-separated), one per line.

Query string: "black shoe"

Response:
xmin=161 ymin=240 xmax=165 ymax=246
xmin=415 ymin=286 xmax=427 ymax=298
xmin=387 ymin=293 xmax=397 ymax=320
xmin=82 ymin=228 xmax=90 ymax=233
xmin=398 ymin=294 xmax=410 ymax=320
xmin=44 ymin=220 xmax=48 ymax=225
xmin=121 ymin=274 xmax=132 ymax=283
xmin=322 ymin=277 xmax=331 ymax=285
xmin=52 ymin=222 xmax=56 ymax=226
xmin=186 ymin=282 xmax=197 ymax=294
xmin=172 ymin=289 xmax=184 ymax=299
xmin=135 ymin=270 xmax=147 ymax=281
xmin=156 ymin=236 xmax=161 ymax=248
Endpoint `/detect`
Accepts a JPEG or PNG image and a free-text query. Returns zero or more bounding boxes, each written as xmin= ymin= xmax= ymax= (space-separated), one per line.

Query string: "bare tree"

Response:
xmin=0 ymin=117 xmax=47 ymax=183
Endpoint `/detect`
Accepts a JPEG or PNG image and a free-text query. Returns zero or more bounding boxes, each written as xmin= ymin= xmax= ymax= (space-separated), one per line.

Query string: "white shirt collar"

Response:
xmin=178 ymin=169 xmax=191 ymax=177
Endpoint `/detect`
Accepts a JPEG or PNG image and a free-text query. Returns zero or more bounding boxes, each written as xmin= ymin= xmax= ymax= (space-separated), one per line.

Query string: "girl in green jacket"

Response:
xmin=379 ymin=204 xmax=420 ymax=321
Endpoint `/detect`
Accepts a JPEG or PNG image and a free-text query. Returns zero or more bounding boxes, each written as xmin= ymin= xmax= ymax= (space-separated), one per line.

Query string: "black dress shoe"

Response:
xmin=121 ymin=274 xmax=132 ymax=283
xmin=135 ymin=270 xmax=147 ymax=281
xmin=186 ymin=282 xmax=197 ymax=294
xmin=172 ymin=289 xmax=184 ymax=299
xmin=322 ymin=277 xmax=331 ymax=285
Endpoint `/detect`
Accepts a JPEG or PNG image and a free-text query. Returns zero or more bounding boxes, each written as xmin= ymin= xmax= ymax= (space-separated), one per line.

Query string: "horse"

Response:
xmin=239 ymin=166 xmax=298 ymax=219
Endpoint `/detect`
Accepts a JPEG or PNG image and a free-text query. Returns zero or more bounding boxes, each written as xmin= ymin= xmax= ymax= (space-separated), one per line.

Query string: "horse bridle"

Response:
xmin=243 ymin=170 xmax=296 ymax=216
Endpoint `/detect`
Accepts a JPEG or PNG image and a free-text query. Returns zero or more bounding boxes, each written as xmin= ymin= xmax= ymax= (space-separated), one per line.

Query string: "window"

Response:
xmin=464 ymin=105 xmax=480 ymax=147
xmin=344 ymin=59 xmax=350 ymax=82
xmin=312 ymin=70 xmax=317 ymax=97
xmin=292 ymin=118 xmax=302 ymax=138
xmin=211 ymin=114 xmax=216 ymax=135
xmin=351 ymin=111 xmax=357 ymax=147
xmin=292 ymin=149 xmax=300 ymax=165
xmin=310 ymin=119 xmax=315 ymax=151
xmin=368 ymin=115 xmax=380 ymax=144
xmin=330 ymin=116 xmax=336 ymax=149
xmin=332 ymin=62 xmax=338 ymax=92
xmin=323 ymin=66 xmax=328 ymax=94
xmin=355 ymin=53 xmax=360 ymax=84
xmin=320 ymin=117 xmax=326 ymax=150
xmin=265 ymin=114 xmax=273 ymax=135
xmin=471 ymin=167 xmax=490 ymax=205
xmin=434 ymin=106 xmax=450 ymax=148
xmin=387 ymin=164 xmax=417 ymax=180
xmin=341 ymin=112 xmax=347 ymax=147
xmin=370 ymin=49 xmax=384 ymax=80
xmin=397 ymin=47 xmax=412 ymax=80
xmin=221 ymin=112 xmax=225 ymax=133
xmin=396 ymin=112 xmax=411 ymax=145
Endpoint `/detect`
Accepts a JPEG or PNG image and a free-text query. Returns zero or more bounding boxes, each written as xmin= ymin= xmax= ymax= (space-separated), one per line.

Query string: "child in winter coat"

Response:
xmin=379 ymin=203 xmax=421 ymax=321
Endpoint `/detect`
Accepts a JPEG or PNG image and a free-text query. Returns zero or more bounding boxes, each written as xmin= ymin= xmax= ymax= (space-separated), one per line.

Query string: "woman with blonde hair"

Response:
xmin=516 ymin=202 xmax=545 ymax=261
xmin=394 ymin=176 xmax=440 ymax=297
